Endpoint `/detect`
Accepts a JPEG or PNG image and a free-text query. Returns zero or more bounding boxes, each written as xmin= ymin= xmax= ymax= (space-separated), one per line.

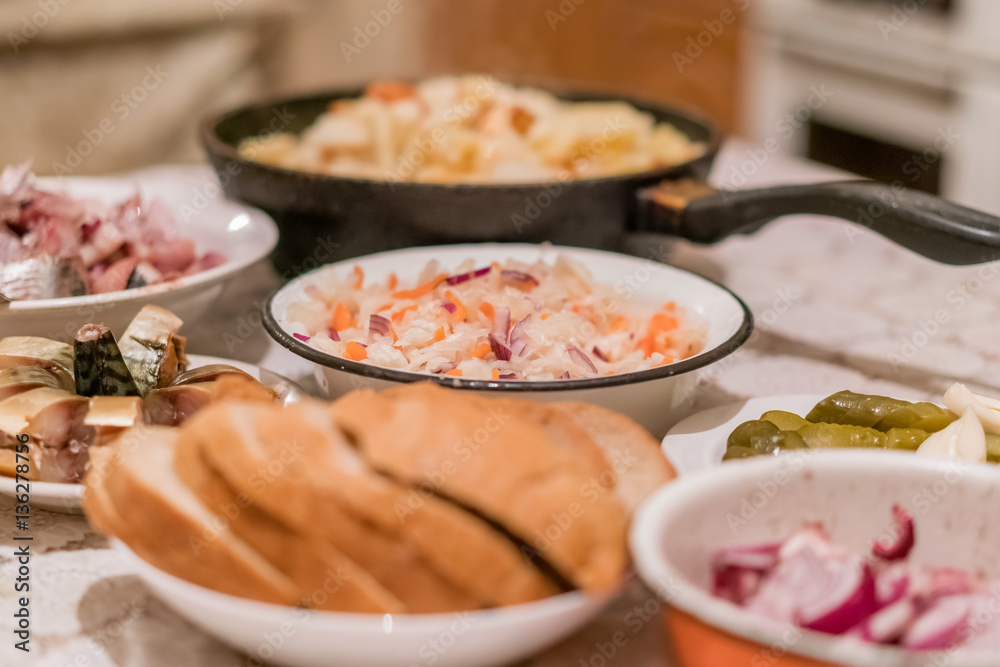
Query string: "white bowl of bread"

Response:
xmin=84 ymin=383 xmax=675 ymax=666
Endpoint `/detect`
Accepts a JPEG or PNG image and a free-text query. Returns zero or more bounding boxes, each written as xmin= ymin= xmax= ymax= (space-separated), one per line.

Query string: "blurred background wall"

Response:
xmin=2 ymin=0 xmax=998 ymax=213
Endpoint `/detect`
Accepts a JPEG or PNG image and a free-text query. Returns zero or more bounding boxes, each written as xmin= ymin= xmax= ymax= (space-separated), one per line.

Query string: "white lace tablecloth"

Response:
xmin=6 ymin=142 xmax=1000 ymax=667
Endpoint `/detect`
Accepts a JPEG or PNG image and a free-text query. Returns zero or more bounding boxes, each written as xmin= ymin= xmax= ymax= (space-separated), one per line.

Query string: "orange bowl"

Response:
xmin=630 ymin=451 xmax=1000 ymax=667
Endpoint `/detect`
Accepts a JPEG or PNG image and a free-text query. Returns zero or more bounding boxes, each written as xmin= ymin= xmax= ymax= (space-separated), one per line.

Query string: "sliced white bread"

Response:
xmin=82 ymin=426 xmax=300 ymax=605
xmin=181 ymin=401 xmax=487 ymax=613
xmin=330 ymin=384 xmax=629 ymax=593
xmin=173 ymin=428 xmax=404 ymax=613
xmin=545 ymin=402 xmax=676 ymax=515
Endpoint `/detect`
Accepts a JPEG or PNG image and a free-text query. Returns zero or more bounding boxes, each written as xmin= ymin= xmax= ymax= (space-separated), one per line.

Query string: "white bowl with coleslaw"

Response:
xmin=264 ymin=244 xmax=752 ymax=436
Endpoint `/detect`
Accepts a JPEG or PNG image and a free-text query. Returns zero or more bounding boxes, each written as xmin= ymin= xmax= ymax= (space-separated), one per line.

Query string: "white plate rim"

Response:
xmin=6 ymin=168 xmax=277 ymax=313
xmin=111 ymin=537 xmax=616 ymax=633
xmin=264 ymin=242 xmax=754 ymax=392
xmin=0 ymin=354 xmax=294 ymax=513
xmin=660 ymin=394 xmax=829 ymax=476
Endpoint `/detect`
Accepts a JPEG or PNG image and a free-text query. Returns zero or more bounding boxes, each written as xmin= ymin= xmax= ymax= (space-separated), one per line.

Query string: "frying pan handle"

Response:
xmin=635 ymin=180 xmax=1000 ymax=266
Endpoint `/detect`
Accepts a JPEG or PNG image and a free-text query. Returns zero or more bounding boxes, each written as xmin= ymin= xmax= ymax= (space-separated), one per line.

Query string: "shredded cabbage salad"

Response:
xmin=287 ymin=255 xmax=706 ymax=381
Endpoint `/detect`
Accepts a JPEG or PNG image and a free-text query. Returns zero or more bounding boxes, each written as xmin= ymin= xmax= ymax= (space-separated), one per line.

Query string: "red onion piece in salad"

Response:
xmin=500 ymin=270 xmax=539 ymax=287
xmin=80 ymin=219 xmax=100 ymax=243
xmin=592 ymin=346 xmax=609 ymax=363
xmin=327 ymin=328 xmax=341 ymax=341
xmin=872 ymin=505 xmax=915 ymax=562
xmin=489 ymin=333 xmax=512 ymax=361
xmin=369 ymin=313 xmax=392 ymax=338
xmin=441 ymin=301 xmax=457 ymax=314
xmin=493 ymin=306 xmax=511 ymax=340
xmin=444 ymin=266 xmax=490 ymax=285
xmin=499 ymin=372 xmax=517 ymax=380
xmin=509 ymin=316 xmax=531 ymax=358
xmin=292 ymin=333 xmax=311 ymax=342
xmin=568 ymin=345 xmax=598 ymax=374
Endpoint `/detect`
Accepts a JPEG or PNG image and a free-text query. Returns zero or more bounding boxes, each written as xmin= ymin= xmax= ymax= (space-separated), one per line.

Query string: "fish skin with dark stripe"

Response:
xmin=74 ymin=323 xmax=140 ymax=397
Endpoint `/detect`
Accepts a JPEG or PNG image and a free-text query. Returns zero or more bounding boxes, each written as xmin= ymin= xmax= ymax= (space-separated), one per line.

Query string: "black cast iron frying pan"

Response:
xmin=200 ymin=87 xmax=1000 ymax=273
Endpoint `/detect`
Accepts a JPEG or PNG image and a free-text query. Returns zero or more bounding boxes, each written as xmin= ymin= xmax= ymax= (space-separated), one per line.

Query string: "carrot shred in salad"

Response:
xmin=288 ymin=255 xmax=707 ymax=381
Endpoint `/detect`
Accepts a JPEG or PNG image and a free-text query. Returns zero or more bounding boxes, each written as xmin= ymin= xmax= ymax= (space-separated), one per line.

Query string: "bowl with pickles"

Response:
xmin=662 ymin=384 xmax=1000 ymax=476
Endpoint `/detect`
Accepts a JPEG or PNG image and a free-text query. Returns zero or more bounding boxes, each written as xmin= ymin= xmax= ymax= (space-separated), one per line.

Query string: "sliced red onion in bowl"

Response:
xmin=568 ymin=345 xmax=598 ymax=374
xmin=710 ymin=507 xmax=994 ymax=652
xmin=872 ymin=505 xmax=915 ymax=562
xmin=855 ymin=597 xmax=917 ymax=644
xmin=327 ymin=328 xmax=341 ymax=341
xmin=292 ymin=332 xmax=311 ymax=342
xmin=489 ymin=333 xmax=512 ymax=361
xmin=799 ymin=561 xmax=879 ymax=635
xmin=444 ymin=266 xmax=490 ymax=285
xmin=592 ymin=346 xmax=609 ymax=363
xmin=509 ymin=316 xmax=531 ymax=358
xmin=714 ymin=567 xmax=766 ymax=606
xmin=441 ymin=301 xmax=457 ymax=314
xmin=925 ymin=568 xmax=974 ymax=601
xmin=875 ymin=567 xmax=910 ymax=606
xmin=493 ymin=306 xmax=511 ymax=340
xmin=712 ymin=542 xmax=783 ymax=571
xmin=902 ymin=596 xmax=973 ymax=650
xmin=500 ymin=269 xmax=539 ymax=287
xmin=499 ymin=372 xmax=517 ymax=380
xmin=369 ymin=313 xmax=392 ymax=338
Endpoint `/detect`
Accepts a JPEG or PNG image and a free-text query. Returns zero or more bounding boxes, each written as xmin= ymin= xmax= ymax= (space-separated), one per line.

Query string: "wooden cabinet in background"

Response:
xmin=421 ymin=0 xmax=745 ymax=133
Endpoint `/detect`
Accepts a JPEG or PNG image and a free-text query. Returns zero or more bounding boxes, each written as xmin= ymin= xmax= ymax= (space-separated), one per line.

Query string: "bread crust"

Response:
xmin=545 ymin=401 xmax=676 ymax=514
xmin=182 ymin=402 xmax=487 ymax=612
xmin=174 ymin=428 xmax=403 ymax=613
xmin=331 ymin=384 xmax=628 ymax=592
xmin=84 ymin=427 xmax=299 ymax=605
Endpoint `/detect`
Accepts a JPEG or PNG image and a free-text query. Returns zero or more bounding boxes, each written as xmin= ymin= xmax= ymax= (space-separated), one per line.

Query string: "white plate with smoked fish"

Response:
xmin=0 ymin=305 xmax=299 ymax=513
